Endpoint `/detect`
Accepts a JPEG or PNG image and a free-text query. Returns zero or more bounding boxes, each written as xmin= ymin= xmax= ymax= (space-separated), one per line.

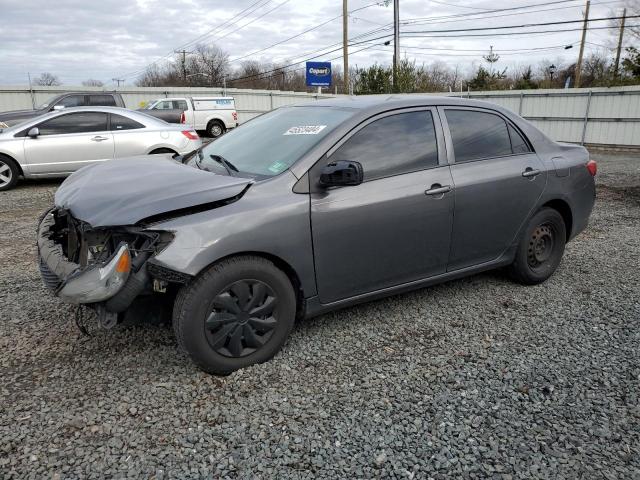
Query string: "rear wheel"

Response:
xmin=207 ymin=120 xmax=226 ymax=138
xmin=173 ymin=256 xmax=296 ymax=375
xmin=0 ymin=155 xmax=20 ymax=191
xmin=508 ymin=207 xmax=566 ymax=285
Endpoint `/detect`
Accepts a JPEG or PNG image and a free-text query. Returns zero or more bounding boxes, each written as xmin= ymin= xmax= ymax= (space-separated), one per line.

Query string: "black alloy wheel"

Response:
xmin=205 ymin=280 xmax=278 ymax=358
xmin=173 ymin=256 xmax=296 ymax=375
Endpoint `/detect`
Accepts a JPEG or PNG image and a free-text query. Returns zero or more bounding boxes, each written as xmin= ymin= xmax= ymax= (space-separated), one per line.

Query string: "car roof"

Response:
xmin=291 ymin=94 xmax=502 ymax=112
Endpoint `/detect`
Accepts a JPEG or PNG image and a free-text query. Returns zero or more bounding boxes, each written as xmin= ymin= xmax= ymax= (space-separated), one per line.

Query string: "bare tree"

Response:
xmin=82 ymin=79 xmax=104 ymax=87
xmin=33 ymin=72 xmax=61 ymax=86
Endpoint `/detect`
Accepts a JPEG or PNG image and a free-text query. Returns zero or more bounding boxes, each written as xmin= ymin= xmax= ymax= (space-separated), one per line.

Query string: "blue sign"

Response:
xmin=306 ymin=62 xmax=332 ymax=87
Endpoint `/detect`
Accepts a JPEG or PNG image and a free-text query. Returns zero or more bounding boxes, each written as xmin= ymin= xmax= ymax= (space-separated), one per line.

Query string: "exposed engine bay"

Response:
xmin=38 ymin=208 xmax=186 ymax=330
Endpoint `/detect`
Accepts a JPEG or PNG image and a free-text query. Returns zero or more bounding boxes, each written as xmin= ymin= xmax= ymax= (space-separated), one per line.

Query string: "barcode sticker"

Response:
xmin=283 ymin=125 xmax=327 ymax=135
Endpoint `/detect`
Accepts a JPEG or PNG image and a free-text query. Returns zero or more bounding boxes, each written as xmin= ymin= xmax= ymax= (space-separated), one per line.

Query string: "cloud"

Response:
xmin=0 ymin=0 xmax=620 ymax=86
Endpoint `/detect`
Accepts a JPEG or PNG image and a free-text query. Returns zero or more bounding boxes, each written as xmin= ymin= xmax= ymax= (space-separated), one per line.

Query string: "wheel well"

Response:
xmin=149 ymin=148 xmax=177 ymax=155
xmin=542 ymin=199 xmax=573 ymax=241
xmin=0 ymin=153 xmax=23 ymax=176
xmin=207 ymin=119 xmax=225 ymax=129
xmin=208 ymin=252 xmax=305 ymax=320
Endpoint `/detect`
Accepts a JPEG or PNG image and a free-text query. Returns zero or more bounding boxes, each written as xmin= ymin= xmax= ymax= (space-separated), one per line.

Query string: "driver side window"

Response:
xmin=330 ymin=111 xmax=439 ymax=182
xmin=37 ymin=112 xmax=109 ymax=135
xmin=56 ymin=95 xmax=85 ymax=108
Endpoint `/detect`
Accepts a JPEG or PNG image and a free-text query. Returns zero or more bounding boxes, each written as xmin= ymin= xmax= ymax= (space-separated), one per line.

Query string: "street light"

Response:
xmin=186 ymin=72 xmax=212 ymax=87
xmin=549 ymin=64 xmax=557 ymax=84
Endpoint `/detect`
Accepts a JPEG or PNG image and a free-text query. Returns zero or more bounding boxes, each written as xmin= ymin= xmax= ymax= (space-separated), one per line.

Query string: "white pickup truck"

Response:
xmin=141 ymin=96 xmax=238 ymax=138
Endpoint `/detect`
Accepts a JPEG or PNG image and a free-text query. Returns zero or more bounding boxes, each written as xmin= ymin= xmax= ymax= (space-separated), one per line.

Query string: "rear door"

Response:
xmin=23 ymin=112 xmax=114 ymax=174
xmin=310 ymin=108 xmax=455 ymax=304
xmin=440 ymin=107 xmax=547 ymax=271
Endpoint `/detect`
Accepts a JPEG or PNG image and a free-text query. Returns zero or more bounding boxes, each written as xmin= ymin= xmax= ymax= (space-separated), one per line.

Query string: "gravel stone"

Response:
xmin=1 ymin=152 xmax=639 ymax=479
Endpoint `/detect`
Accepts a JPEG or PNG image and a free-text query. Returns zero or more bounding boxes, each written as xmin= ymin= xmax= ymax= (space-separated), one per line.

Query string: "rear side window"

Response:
xmin=331 ymin=111 xmax=439 ymax=181
xmin=508 ymin=124 xmax=532 ymax=154
xmin=153 ymin=101 xmax=174 ymax=110
xmin=37 ymin=112 xmax=109 ymax=135
xmin=174 ymin=100 xmax=188 ymax=110
xmin=110 ymin=114 xmax=144 ymax=131
xmin=88 ymin=95 xmax=117 ymax=107
xmin=445 ymin=110 xmax=512 ymax=163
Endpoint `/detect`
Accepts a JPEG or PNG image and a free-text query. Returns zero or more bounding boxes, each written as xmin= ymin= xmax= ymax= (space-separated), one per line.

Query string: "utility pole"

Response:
xmin=575 ymin=0 xmax=590 ymax=88
xmin=27 ymin=72 xmax=35 ymax=109
xmin=393 ymin=0 xmax=400 ymax=91
xmin=614 ymin=8 xmax=627 ymax=78
xmin=112 ymin=78 xmax=125 ymax=87
xmin=175 ymin=49 xmax=190 ymax=82
xmin=343 ymin=0 xmax=349 ymax=95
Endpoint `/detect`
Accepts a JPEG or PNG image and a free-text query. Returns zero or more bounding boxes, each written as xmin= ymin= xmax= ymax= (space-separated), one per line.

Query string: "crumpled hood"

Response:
xmin=55 ymin=156 xmax=252 ymax=227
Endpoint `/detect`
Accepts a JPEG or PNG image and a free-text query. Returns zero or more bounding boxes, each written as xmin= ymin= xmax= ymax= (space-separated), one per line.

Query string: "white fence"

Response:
xmin=450 ymin=86 xmax=640 ymax=149
xmin=0 ymin=86 xmax=337 ymax=124
xmin=1 ymin=85 xmax=640 ymax=148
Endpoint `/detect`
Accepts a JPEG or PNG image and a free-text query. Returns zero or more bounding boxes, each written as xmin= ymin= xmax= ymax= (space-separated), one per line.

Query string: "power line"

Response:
xmin=228 ymin=34 xmax=394 ymax=84
xmin=403 ymin=0 xmax=623 ymax=27
xmin=229 ymin=1 xmax=383 ymax=64
xmin=401 ymin=14 xmax=638 ymax=35
xmin=121 ymin=0 xmax=275 ymax=79
xmin=402 ymin=22 xmax=639 ymax=39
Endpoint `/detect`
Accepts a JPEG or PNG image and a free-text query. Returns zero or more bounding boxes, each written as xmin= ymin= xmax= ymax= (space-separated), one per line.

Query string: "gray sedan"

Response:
xmin=0 ymin=106 xmax=202 ymax=190
xmin=37 ymin=96 xmax=596 ymax=374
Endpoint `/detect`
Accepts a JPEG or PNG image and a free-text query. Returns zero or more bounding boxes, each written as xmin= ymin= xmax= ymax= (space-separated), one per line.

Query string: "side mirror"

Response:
xmin=319 ymin=160 xmax=364 ymax=187
xmin=52 ymin=105 xmax=65 ymax=111
xmin=27 ymin=127 xmax=40 ymax=138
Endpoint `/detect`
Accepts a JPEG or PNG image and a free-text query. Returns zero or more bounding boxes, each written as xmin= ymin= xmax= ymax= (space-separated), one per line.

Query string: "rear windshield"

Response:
xmin=191 ymin=106 xmax=352 ymax=177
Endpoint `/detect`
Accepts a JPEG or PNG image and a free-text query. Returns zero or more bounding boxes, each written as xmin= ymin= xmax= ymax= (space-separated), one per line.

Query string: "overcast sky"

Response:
xmin=0 ymin=0 xmax=628 ymax=86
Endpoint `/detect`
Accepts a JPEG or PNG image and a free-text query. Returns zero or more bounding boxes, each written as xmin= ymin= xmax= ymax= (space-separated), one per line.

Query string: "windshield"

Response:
xmin=144 ymin=100 xmax=159 ymax=109
xmin=189 ymin=106 xmax=352 ymax=177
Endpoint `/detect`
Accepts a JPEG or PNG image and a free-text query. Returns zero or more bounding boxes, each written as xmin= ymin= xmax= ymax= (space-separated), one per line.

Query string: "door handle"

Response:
xmin=425 ymin=184 xmax=452 ymax=196
xmin=91 ymin=136 xmax=109 ymax=142
xmin=522 ymin=167 xmax=541 ymax=178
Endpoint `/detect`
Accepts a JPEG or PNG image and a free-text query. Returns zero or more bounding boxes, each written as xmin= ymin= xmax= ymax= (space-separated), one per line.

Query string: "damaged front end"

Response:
xmin=37 ymin=208 xmax=183 ymax=324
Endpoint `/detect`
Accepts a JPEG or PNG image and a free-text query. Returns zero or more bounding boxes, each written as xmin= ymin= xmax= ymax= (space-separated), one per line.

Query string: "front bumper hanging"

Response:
xmin=37 ymin=211 xmax=132 ymax=304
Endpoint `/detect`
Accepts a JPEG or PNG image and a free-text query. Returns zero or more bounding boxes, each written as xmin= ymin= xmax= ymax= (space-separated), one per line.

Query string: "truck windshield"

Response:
xmin=38 ymin=95 xmax=60 ymax=109
xmin=190 ymin=106 xmax=352 ymax=177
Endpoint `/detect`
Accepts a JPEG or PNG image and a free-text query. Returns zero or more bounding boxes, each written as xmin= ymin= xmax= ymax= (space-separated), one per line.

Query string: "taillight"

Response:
xmin=180 ymin=112 xmax=186 ymax=124
xmin=181 ymin=130 xmax=199 ymax=140
xmin=232 ymin=111 xmax=238 ymax=121
xmin=586 ymin=160 xmax=597 ymax=176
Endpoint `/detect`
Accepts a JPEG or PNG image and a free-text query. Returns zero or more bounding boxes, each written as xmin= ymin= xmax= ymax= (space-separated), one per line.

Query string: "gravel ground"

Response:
xmin=1 ymin=152 xmax=639 ymax=479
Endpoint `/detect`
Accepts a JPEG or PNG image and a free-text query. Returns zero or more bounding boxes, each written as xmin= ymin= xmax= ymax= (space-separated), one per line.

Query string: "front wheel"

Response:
xmin=173 ymin=256 xmax=296 ymax=375
xmin=0 ymin=155 xmax=20 ymax=191
xmin=508 ymin=207 xmax=566 ymax=285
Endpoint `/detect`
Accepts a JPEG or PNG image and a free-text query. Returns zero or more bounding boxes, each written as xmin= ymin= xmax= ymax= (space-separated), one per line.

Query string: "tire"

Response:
xmin=207 ymin=120 xmax=226 ymax=138
xmin=0 ymin=155 xmax=20 ymax=191
xmin=173 ymin=256 xmax=296 ymax=375
xmin=508 ymin=207 xmax=566 ymax=285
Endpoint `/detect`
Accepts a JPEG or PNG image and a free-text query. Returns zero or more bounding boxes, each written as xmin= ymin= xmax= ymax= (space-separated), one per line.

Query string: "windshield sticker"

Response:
xmin=283 ymin=125 xmax=327 ymax=135
xmin=268 ymin=161 xmax=288 ymax=174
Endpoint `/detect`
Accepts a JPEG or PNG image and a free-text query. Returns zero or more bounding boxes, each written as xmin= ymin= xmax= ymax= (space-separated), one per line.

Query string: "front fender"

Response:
xmin=148 ymin=172 xmax=317 ymax=297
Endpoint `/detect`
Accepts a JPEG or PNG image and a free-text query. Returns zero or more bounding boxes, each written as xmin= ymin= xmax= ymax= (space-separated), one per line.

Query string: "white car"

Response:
xmin=143 ymin=96 xmax=238 ymax=138
xmin=0 ymin=106 xmax=202 ymax=191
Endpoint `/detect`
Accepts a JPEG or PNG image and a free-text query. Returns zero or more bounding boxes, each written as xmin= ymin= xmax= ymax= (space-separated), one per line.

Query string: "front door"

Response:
xmin=23 ymin=112 xmax=114 ymax=174
xmin=440 ymin=107 xmax=547 ymax=271
xmin=310 ymin=109 xmax=454 ymax=304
